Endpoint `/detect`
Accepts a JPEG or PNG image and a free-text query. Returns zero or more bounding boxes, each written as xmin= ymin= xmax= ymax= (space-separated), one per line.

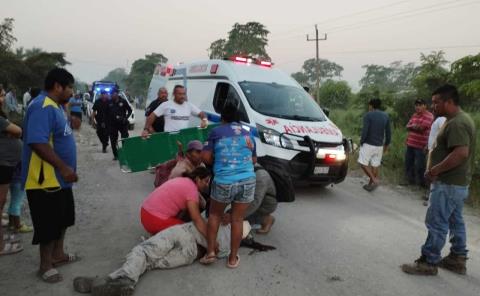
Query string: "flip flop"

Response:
xmin=3 ymin=233 xmax=21 ymax=243
xmin=227 ymin=255 xmax=240 ymax=269
xmin=53 ymin=253 xmax=81 ymax=267
xmin=0 ymin=241 xmax=23 ymax=256
xmin=16 ymin=224 xmax=34 ymax=233
xmin=199 ymin=253 xmax=217 ymax=265
xmin=38 ymin=268 xmax=63 ymax=283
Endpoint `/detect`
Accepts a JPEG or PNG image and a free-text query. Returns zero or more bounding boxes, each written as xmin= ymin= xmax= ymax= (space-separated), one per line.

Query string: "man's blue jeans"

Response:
xmin=421 ymin=182 xmax=469 ymax=264
xmin=405 ymin=146 xmax=426 ymax=186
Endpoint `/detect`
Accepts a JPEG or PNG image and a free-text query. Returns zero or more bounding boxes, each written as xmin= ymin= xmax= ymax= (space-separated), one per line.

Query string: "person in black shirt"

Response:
xmin=108 ymin=89 xmax=132 ymax=160
xmin=91 ymin=91 xmax=111 ymax=153
xmin=145 ymin=87 xmax=168 ymax=133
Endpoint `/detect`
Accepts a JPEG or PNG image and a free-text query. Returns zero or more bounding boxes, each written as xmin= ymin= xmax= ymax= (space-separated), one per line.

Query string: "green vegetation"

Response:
xmin=208 ymin=22 xmax=270 ymax=60
xmin=320 ymin=51 xmax=480 ymax=207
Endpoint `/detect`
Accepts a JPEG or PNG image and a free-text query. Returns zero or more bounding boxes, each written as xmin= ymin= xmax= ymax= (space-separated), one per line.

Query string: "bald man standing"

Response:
xmin=145 ymin=87 xmax=168 ymax=133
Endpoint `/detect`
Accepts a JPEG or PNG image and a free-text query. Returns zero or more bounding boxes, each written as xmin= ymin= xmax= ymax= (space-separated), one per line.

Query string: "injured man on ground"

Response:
xmin=73 ymin=221 xmax=252 ymax=296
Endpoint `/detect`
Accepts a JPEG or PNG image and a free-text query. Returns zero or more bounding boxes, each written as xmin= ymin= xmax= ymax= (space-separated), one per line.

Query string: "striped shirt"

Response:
xmin=406 ymin=111 xmax=434 ymax=149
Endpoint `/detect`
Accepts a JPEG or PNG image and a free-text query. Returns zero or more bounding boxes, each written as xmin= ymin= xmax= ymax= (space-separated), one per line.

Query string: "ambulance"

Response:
xmin=147 ymin=57 xmax=353 ymax=201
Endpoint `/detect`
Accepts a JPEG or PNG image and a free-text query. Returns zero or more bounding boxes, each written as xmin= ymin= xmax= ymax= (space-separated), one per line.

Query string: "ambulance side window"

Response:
xmin=213 ymin=82 xmax=249 ymax=123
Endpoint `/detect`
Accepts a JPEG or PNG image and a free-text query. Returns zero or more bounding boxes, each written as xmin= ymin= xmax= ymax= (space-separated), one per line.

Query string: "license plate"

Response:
xmin=314 ymin=166 xmax=329 ymax=174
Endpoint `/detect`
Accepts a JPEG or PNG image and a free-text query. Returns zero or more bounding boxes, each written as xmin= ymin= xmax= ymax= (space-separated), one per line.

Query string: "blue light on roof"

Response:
xmin=96 ymin=87 xmax=101 ymax=91
xmin=105 ymin=87 xmax=111 ymax=92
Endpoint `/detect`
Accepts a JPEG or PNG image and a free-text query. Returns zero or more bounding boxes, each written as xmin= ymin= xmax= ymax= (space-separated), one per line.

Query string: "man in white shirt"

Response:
xmin=23 ymin=89 xmax=31 ymax=110
xmin=422 ymin=116 xmax=447 ymax=206
xmin=427 ymin=116 xmax=447 ymax=151
xmin=142 ymin=85 xmax=207 ymax=137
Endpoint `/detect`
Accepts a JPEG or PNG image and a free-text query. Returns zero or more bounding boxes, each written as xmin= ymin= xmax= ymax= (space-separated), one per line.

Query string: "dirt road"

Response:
xmin=1 ymin=110 xmax=480 ymax=296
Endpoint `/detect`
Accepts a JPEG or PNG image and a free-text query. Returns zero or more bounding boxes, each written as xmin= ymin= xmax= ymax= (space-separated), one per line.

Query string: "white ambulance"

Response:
xmin=149 ymin=57 xmax=352 ymax=201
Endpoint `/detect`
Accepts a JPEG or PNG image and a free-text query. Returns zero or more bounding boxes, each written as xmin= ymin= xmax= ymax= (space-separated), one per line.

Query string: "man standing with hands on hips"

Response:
xmin=142 ymin=85 xmax=208 ymax=137
xmin=22 ymin=68 xmax=80 ymax=283
xmin=402 ymin=84 xmax=476 ymax=276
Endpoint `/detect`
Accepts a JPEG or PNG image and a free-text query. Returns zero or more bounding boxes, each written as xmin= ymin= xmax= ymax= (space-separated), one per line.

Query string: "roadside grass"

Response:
xmin=331 ymin=108 xmax=480 ymax=209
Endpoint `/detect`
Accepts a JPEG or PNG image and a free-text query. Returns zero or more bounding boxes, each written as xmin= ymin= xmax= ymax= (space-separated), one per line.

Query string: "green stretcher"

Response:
xmin=117 ymin=125 xmax=219 ymax=173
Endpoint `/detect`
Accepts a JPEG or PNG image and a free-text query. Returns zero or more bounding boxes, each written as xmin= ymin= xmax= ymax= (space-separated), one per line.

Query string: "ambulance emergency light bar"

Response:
xmin=228 ymin=56 xmax=272 ymax=67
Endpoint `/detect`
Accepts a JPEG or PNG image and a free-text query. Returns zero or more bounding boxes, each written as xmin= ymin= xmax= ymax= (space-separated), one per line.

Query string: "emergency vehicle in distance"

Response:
xmin=85 ymin=81 xmax=136 ymax=130
xmin=145 ymin=57 xmax=353 ymax=201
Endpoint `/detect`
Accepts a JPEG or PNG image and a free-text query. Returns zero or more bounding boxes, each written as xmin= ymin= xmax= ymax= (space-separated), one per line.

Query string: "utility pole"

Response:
xmin=307 ymin=25 xmax=327 ymax=101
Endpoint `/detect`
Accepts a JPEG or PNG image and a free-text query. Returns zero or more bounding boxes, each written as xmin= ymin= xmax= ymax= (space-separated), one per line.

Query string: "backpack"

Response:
xmin=154 ymin=158 xmax=178 ymax=188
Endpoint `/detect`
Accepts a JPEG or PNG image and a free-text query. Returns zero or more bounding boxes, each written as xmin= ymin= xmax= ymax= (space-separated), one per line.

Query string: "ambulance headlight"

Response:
xmin=316 ymin=144 xmax=346 ymax=161
xmin=257 ymin=124 xmax=293 ymax=149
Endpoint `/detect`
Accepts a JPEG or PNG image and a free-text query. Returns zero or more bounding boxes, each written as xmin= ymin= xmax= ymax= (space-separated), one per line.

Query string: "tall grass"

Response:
xmin=330 ymin=108 xmax=480 ymax=208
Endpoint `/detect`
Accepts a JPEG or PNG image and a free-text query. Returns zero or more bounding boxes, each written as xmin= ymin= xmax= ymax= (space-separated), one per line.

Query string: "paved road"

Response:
xmin=1 ymin=110 xmax=480 ymax=296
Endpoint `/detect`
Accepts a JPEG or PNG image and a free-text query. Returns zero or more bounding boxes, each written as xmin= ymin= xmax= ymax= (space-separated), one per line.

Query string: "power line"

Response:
xmin=270 ymin=0 xmax=412 ymax=41
xmin=270 ymin=0 xmax=477 ymax=42
xmin=327 ymin=0 xmax=479 ymax=34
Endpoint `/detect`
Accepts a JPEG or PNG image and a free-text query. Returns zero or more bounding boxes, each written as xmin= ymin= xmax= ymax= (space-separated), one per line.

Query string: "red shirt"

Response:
xmin=406 ymin=111 xmax=434 ymax=149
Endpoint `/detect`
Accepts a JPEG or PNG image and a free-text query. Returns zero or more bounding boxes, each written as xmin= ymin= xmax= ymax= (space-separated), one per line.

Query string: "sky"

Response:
xmin=3 ymin=0 xmax=480 ymax=90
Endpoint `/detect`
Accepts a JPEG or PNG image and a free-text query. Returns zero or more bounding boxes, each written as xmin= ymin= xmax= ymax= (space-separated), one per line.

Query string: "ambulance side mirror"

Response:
xmin=322 ymin=107 xmax=330 ymax=117
xmin=303 ymin=86 xmax=310 ymax=93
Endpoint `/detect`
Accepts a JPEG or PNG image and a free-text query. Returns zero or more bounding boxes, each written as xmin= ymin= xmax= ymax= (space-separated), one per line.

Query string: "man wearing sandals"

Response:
xmin=21 ymin=68 xmax=80 ymax=283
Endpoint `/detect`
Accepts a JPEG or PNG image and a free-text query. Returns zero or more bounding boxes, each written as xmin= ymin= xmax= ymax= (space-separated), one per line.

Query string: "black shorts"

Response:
xmin=71 ymin=111 xmax=83 ymax=120
xmin=27 ymin=188 xmax=75 ymax=245
xmin=0 ymin=165 xmax=15 ymax=184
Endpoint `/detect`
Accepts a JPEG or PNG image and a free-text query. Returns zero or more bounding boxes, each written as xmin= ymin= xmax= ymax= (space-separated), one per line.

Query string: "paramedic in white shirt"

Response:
xmin=427 ymin=116 xmax=446 ymax=151
xmin=142 ymin=85 xmax=208 ymax=137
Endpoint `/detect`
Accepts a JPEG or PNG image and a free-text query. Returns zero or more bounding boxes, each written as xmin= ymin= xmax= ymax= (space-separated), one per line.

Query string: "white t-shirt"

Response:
xmin=428 ymin=116 xmax=447 ymax=151
xmin=153 ymin=100 xmax=202 ymax=132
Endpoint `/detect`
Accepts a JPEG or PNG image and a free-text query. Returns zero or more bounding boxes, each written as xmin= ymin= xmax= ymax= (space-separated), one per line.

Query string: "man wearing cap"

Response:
xmin=404 ymin=99 xmax=434 ymax=187
xmin=168 ymin=140 xmax=205 ymax=179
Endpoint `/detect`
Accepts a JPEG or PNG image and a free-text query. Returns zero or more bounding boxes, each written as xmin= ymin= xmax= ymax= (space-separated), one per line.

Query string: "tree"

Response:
xmin=208 ymin=39 xmax=227 ymax=59
xmin=359 ymin=64 xmax=394 ymax=92
xmin=413 ymin=51 xmax=449 ymax=99
xmin=317 ymin=80 xmax=352 ymax=109
xmin=291 ymin=72 xmax=310 ymax=88
xmin=102 ymin=68 xmax=128 ymax=89
xmin=292 ymin=58 xmax=343 ymax=90
xmin=0 ymin=18 xmax=16 ymax=52
xmin=126 ymin=53 xmax=168 ymax=98
xmin=207 ymin=22 xmax=270 ymax=59
xmin=450 ymin=53 xmax=480 ymax=110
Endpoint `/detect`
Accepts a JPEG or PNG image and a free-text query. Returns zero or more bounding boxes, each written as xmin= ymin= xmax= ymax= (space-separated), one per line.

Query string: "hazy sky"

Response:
xmin=3 ymin=0 xmax=480 ymax=89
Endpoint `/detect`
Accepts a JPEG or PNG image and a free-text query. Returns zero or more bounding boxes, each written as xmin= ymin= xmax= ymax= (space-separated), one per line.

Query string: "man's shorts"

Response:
xmin=70 ymin=111 xmax=83 ymax=120
xmin=211 ymin=178 xmax=256 ymax=204
xmin=0 ymin=165 xmax=15 ymax=184
xmin=27 ymin=188 xmax=75 ymax=245
xmin=358 ymin=143 xmax=383 ymax=167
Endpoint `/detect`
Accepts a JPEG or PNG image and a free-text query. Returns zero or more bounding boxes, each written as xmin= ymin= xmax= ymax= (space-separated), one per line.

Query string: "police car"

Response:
xmin=85 ymin=81 xmax=136 ymax=130
xmin=146 ymin=57 xmax=353 ymax=200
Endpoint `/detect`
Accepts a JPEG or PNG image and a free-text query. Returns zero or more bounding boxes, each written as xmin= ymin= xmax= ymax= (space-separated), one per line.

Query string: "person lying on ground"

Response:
xmin=222 ymin=163 xmax=277 ymax=234
xmin=73 ymin=221 xmax=252 ymax=296
xmin=141 ymin=167 xmax=211 ymax=235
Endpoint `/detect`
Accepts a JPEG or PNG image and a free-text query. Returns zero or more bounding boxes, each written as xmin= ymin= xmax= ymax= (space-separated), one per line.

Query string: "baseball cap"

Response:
xmin=414 ymin=99 xmax=426 ymax=105
xmin=187 ymin=140 xmax=203 ymax=151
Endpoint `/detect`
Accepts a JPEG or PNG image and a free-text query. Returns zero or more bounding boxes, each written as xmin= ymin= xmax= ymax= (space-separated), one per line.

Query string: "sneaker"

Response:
xmin=438 ymin=253 xmax=467 ymax=275
xmin=91 ymin=277 xmax=135 ymax=296
xmin=401 ymin=256 xmax=438 ymax=275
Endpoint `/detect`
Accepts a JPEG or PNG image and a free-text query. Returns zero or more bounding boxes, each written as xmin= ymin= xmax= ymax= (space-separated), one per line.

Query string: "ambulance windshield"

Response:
xmin=239 ymin=81 xmax=327 ymax=121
